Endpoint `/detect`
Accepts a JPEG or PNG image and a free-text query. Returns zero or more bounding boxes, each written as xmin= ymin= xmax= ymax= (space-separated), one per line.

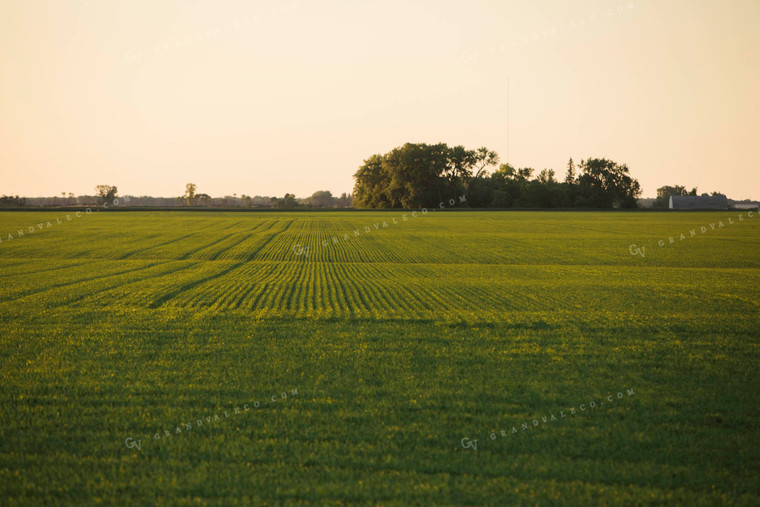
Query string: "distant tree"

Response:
xmin=284 ymin=193 xmax=298 ymax=207
xmin=353 ymin=154 xmax=390 ymax=208
xmin=382 ymin=143 xmax=451 ymax=207
xmin=524 ymin=169 xmax=564 ymax=208
xmin=488 ymin=164 xmax=529 ymax=207
xmin=353 ymin=143 xmax=498 ymax=209
xmin=576 ymin=158 xmax=641 ymax=208
xmin=447 ymin=145 xmax=477 ymax=189
xmin=465 ymin=176 xmax=495 ymax=208
xmin=355 ymin=146 xmax=639 ymax=210
xmin=654 ymin=185 xmax=688 ymax=208
xmin=335 ymin=192 xmax=353 ymax=207
xmin=271 ymin=193 xmax=298 ymax=208
xmin=564 ymin=158 xmax=576 ymax=185
xmin=95 ymin=185 xmax=118 ymax=206
xmin=184 ymin=183 xmax=197 ymax=206
xmin=490 ymin=188 xmax=513 ymax=208
xmin=518 ymin=167 xmax=534 ymax=180
xmin=689 ymin=187 xmax=698 ymax=196
xmin=196 ymin=193 xmax=211 ymax=206
xmin=563 ymin=158 xmax=577 ymax=206
xmin=537 ymin=169 xmax=556 ymax=184
xmin=493 ymin=163 xmax=518 ymax=180
xmin=0 ymin=195 xmax=25 ymax=207
xmin=472 ymin=147 xmax=500 ymax=179
xmin=309 ymin=190 xmax=334 ymax=207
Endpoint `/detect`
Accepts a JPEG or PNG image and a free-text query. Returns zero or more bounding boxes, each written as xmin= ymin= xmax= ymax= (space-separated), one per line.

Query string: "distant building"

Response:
xmin=733 ymin=202 xmax=760 ymax=210
xmin=669 ymin=195 xmax=728 ymax=210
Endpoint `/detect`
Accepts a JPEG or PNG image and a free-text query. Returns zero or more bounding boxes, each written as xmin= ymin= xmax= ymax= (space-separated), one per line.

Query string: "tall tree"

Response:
xmin=184 ymin=183 xmax=197 ymax=206
xmin=472 ymin=147 xmax=500 ymax=179
xmin=353 ymin=154 xmax=390 ymax=208
xmin=382 ymin=143 xmax=450 ymax=207
xmin=309 ymin=190 xmax=334 ymax=207
xmin=576 ymin=158 xmax=641 ymax=208
xmin=353 ymin=143 xmax=492 ymax=208
xmin=95 ymin=185 xmax=118 ymax=206
xmin=537 ymin=169 xmax=556 ymax=184
xmin=565 ymin=158 xmax=576 ymax=185
xmin=271 ymin=193 xmax=298 ymax=208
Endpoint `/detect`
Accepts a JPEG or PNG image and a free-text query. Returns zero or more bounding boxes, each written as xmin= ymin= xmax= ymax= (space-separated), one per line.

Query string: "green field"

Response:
xmin=1 ymin=210 xmax=759 ymax=505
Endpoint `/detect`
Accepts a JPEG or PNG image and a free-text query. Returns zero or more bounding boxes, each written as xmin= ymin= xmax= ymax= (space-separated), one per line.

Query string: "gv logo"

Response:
xmin=293 ymin=244 xmax=310 ymax=257
xmin=125 ymin=437 xmax=142 ymax=451
xmin=461 ymin=437 xmax=478 ymax=451
xmin=628 ymin=244 xmax=646 ymax=258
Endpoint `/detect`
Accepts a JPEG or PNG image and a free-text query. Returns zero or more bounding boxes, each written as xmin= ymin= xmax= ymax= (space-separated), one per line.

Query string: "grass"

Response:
xmin=1 ymin=210 xmax=759 ymax=505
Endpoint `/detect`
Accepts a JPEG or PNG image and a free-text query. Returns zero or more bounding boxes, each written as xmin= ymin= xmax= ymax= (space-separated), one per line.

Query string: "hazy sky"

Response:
xmin=1 ymin=0 xmax=758 ymax=199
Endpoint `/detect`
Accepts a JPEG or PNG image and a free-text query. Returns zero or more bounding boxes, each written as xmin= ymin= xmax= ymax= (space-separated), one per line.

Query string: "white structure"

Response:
xmin=669 ymin=195 xmax=728 ymax=210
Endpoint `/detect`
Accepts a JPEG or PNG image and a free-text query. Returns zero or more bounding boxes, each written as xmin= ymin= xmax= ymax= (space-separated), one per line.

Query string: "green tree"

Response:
xmin=576 ymin=158 xmax=641 ymax=208
xmin=489 ymin=164 xmax=528 ymax=207
xmin=382 ymin=143 xmax=450 ymax=208
xmin=184 ymin=183 xmax=197 ymax=206
xmin=565 ymin=158 xmax=576 ymax=185
xmin=353 ymin=154 xmax=390 ymax=208
xmin=95 ymin=185 xmax=118 ymax=206
xmin=654 ymin=185 xmax=688 ymax=208
xmin=472 ymin=147 xmax=500 ymax=179
xmin=336 ymin=193 xmax=353 ymax=207
xmin=537 ymin=169 xmax=556 ymax=184
xmin=0 ymin=195 xmax=25 ymax=207
xmin=353 ymin=143 xmax=491 ymax=209
xmin=196 ymin=193 xmax=211 ymax=206
xmin=271 ymin=193 xmax=298 ymax=209
xmin=309 ymin=190 xmax=334 ymax=208
xmin=465 ymin=176 xmax=495 ymax=208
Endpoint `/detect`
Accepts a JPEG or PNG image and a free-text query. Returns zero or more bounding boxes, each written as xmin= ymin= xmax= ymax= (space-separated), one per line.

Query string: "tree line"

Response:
xmin=5 ymin=186 xmax=353 ymax=209
xmin=181 ymin=184 xmax=352 ymax=208
xmin=3 ymin=145 xmax=739 ymax=209
xmin=0 ymin=195 xmax=26 ymax=207
xmin=651 ymin=185 xmax=726 ymax=209
xmin=352 ymin=143 xmax=642 ymax=208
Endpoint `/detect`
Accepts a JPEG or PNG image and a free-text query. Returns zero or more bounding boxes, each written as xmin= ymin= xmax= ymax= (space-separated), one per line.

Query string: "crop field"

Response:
xmin=1 ymin=209 xmax=759 ymax=505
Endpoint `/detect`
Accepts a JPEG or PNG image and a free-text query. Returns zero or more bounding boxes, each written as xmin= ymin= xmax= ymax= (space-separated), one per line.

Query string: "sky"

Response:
xmin=1 ymin=0 xmax=758 ymax=199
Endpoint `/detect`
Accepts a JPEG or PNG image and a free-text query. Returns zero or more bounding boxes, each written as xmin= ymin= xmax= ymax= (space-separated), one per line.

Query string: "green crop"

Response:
xmin=1 ymin=210 xmax=759 ymax=505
